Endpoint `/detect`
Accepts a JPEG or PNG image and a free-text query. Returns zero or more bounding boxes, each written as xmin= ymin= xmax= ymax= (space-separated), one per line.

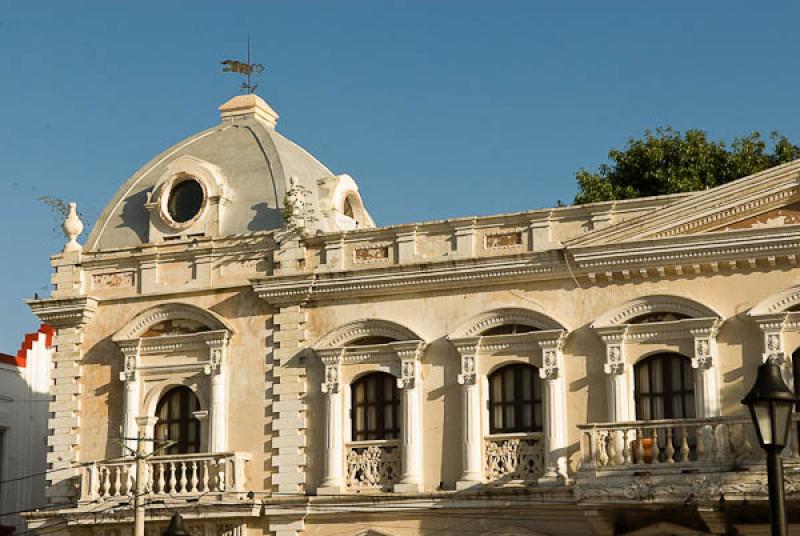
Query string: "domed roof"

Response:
xmin=86 ymin=94 xmax=373 ymax=252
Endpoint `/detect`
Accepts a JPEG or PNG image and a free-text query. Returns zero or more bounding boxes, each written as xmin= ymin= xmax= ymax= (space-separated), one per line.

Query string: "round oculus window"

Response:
xmin=167 ymin=179 xmax=204 ymax=224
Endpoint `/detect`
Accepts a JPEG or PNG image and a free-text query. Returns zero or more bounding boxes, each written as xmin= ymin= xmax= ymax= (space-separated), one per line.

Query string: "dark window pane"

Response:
xmin=154 ymin=387 xmax=202 ymax=455
xmin=351 ymin=372 xmax=400 ymax=440
xmin=167 ymin=179 xmax=204 ymax=223
xmin=487 ymin=364 xmax=542 ymax=434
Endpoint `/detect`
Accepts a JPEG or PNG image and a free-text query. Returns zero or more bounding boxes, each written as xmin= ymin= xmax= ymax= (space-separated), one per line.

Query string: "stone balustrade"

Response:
xmin=578 ymin=417 xmax=762 ymax=475
xmin=484 ymin=433 xmax=545 ymax=482
xmin=345 ymin=440 xmax=401 ymax=491
xmin=80 ymin=452 xmax=250 ymax=501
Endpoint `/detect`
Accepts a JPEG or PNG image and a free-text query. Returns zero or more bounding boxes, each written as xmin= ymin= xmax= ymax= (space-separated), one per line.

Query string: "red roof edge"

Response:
xmin=6 ymin=324 xmax=55 ymax=368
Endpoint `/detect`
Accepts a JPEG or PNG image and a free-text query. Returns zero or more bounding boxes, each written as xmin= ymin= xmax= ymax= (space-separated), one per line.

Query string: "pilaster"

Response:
xmin=394 ymin=350 xmax=423 ymax=493
xmin=453 ymin=339 xmax=483 ymax=490
xmin=691 ymin=324 xmax=721 ymax=418
xmin=453 ymin=221 xmax=476 ymax=258
xmin=318 ymin=358 xmax=343 ymax=494
xmin=599 ymin=328 xmax=634 ymax=422
xmin=539 ymin=337 xmax=568 ymax=484
xmin=28 ymin=296 xmax=97 ymax=503
xmin=396 ymin=228 xmax=418 ymax=264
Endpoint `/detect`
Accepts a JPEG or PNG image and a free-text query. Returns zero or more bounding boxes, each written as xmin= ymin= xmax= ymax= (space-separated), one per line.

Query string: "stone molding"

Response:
xmin=567 ymin=159 xmax=800 ymax=247
xmin=591 ymin=295 xmax=719 ymax=327
xmin=451 ymin=307 xmax=566 ymax=338
xmin=315 ymin=319 xmax=421 ymax=349
xmin=113 ymin=302 xmax=233 ymax=341
xmin=28 ymin=296 xmax=98 ymax=328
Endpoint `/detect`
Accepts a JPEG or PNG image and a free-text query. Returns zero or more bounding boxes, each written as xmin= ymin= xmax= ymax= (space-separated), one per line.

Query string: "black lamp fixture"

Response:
xmin=163 ymin=513 xmax=190 ymax=536
xmin=742 ymin=362 xmax=798 ymax=536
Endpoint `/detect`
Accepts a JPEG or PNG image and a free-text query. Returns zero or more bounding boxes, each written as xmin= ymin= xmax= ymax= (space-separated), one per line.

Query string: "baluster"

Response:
xmin=695 ymin=425 xmax=706 ymax=462
xmin=190 ymin=461 xmax=199 ymax=492
xmin=635 ymin=428 xmax=645 ymax=464
xmin=622 ymin=428 xmax=632 ymax=466
xmin=111 ymin=466 xmax=121 ymax=497
xmin=714 ymin=423 xmax=729 ymax=463
xmin=159 ymin=463 xmax=167 ymax=493
xmin=651 ymin=428 xmax=661 ymax=464
xmin=597 ymin=431 xmax=609 ymax=467
xmin=168 ymin=462 xmax=177 ymax=494
xmin=665 ymin=428 xmax=675 ymax=463
xmin=217 ymin=459 xmax=227 ymax=491
xmin=124 ymin=463 xmax=133 ymax=495
xmin=202 ymin=460 xmax=210 ymax=492
xmin=179 ymin=462 xmax=188 ymax=494
xmin=606 ymin=431 xmax=618 ymax=466
xmin=679 ymin=425 xmax=690 ymax=463
xmin=102 ymin=467 xmax=112 ymax=497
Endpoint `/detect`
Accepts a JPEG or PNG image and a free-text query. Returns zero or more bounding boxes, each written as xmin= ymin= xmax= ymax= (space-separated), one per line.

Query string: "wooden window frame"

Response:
xmin=155 ymin=386 xmax=202 ymax=455
xmin=351 ymin=372 xmax=400 ymax=441
xmin=488 ymin=364 xmax=543 ymax=434
xmin=634 ymin=353 xmax=696 ymax=421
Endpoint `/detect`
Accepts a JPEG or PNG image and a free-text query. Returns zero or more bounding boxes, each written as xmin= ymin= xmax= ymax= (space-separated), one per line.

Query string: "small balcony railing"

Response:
xmin=80 ymin=452 xmax=251 ymax=501
xmin=345 ymin=439 xmax=400 ymax=491
xmin=484 ymin=432 xmax=545 ymax=482
xmin=578 ymin=417 xmax=759 ymax=475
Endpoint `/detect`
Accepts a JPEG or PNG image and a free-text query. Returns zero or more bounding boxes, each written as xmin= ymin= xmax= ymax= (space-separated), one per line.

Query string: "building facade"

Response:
xmin=24 ymin=94 xmax=800 ymax=535
xmin=1 ymin=325 xmax=53 ymax=533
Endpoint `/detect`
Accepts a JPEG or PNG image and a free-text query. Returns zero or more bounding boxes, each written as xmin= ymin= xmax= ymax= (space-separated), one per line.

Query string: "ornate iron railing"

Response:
xmin=484 ymin=432 xmax=545 ymax=481
xmin=345 ymin=439 xmax=400 ymax=491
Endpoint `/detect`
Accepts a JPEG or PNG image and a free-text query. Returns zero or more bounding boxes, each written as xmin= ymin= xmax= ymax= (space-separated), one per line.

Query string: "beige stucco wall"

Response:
xmin=77 ymin=289 xmax=272 ymax=491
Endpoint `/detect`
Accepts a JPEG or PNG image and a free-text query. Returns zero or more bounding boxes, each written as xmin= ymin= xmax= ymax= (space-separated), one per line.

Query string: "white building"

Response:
xmin=0 ymin=325 xmax=53 ymax=534
xmin=22 ymin=93 xmax=800 ymax=535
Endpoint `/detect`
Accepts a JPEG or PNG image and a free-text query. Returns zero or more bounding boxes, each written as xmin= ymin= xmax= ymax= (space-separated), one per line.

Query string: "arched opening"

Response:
xmin=634 ymin=353 xmax=695 ymax=421
xmin=343 ymin=196 xmax=355 ymax=219
xmin=488 ymin=364 xmax=543 ymax=434
xmin=155 ymin=387 xmax=201 ymax=455
xmin=347 ymin=336 xmax=397 ymax=346
xmin=351 ymin=372 xmax=400 ymax=441
xmin=481 ymin=324 xmax=539 ymax=336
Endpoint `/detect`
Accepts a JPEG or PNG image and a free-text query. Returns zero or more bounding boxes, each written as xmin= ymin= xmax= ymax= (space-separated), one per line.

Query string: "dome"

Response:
xmin=86 ymin=94 xmax=374 ymax=251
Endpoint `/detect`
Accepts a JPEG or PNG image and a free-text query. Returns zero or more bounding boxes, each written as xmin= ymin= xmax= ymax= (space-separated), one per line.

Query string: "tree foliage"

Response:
xmin=573 ymin=128 xmax=800 ymax=205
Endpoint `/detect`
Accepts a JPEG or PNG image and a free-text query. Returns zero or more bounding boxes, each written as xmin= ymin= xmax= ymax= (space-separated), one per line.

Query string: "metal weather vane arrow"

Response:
xmin=221 ymin=35 xmax=264 ymax=94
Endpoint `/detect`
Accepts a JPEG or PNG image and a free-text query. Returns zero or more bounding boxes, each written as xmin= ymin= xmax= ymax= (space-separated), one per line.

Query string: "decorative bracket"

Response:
xmin=204 ymin=336 xmax=229 ymax=375
xmin=754 ymin=315 xmax=787 ymax=364
xmin=396 ymin=343 xmax=425 ymax=389
xmin=690 ymin=323 xmax=719 ymax=370
xmin=321 ymin=356 xmax=342 ymax=394
xmin=600 ymin=328 xmax=627 ymax=376
xmin=539 ymin=335 xmax=565 ymax=380
xmin=118 ymin=340 xmax=141 ymax=382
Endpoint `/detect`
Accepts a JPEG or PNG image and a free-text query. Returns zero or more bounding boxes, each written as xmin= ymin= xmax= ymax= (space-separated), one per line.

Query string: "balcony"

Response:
xmin=484 ymin=432 xmax=545 ymax=483
xmin=345 ymin=439 xmax=400 ymax=491
xmin=577 ymin=417 xmax=760 ymax=476
xmin=80 ymin=452 xmax=251 ymax=502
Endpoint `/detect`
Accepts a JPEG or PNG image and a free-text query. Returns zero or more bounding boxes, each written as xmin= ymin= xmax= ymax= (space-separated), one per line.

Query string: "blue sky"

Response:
xmin=1 ymin=1 xmax=799 ymax=351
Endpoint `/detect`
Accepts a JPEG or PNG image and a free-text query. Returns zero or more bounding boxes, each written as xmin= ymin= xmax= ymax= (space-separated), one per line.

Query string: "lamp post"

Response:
xmin=742 ymin=362 xmax=798 ymax=536
xmin=162 ymin=513 xmax=190 ymax=536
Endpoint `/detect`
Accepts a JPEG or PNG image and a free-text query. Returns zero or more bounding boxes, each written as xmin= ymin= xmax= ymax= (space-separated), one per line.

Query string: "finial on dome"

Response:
xmin=219 ymin=94 xmax=279 ymax=128
xmin=62 ymin=202 xmax=84 ymax=253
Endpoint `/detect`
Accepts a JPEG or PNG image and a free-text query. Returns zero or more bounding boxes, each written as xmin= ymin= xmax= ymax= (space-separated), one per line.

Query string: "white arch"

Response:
xmin=592 ymin=295 xmax=720 ymax=328
xmin=113 ymin=302 xmax=233 ymax=341
xmin=142 ymin=379 xmax=209 ymax=418
xmin=450 ymin=307 xmax=566 ymax=339
xmin=750 ymin=285 xmax=800 ymax=316
xmin=315 ymin=318 xmax=422 ymax=348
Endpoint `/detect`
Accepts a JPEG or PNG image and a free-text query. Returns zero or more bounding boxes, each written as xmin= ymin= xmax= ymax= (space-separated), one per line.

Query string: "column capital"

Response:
xmin=753 ymin=314 xmax=788 ymax=364
xmin=397 ymin=358 xmax=419 ymax=389
xmin=538 ymin=336 xmax=565 ymax=380
xmin=321 ymin=361 xmax=341 ymax=394
xmin=204 ymin=336 xmax=229 ymax=375
xmin=117 ymin=340 xmax=141 ymax=382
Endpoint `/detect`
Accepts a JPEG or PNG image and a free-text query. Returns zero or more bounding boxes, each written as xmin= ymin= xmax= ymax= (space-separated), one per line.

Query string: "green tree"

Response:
xmin=573 ymin=128 xmax=800 ymax=204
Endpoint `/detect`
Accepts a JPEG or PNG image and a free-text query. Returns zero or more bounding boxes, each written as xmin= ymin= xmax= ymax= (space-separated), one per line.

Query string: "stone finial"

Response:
xmin=62 ymin=202 xmax=84 ymax=253
xmin=219 ymin=94 xmax=279 ymax=128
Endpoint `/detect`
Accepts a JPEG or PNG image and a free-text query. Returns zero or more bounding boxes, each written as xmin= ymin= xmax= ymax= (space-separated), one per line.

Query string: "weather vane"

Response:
xmin=221 ymin=35 xmax=264 ymax=94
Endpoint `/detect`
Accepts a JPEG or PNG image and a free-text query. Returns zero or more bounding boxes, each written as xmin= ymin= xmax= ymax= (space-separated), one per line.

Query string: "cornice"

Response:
xmin=27 ymin=296 xmax=98 ymax=328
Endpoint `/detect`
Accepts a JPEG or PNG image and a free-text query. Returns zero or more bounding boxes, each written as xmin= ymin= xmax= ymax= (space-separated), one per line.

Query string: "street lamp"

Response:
xmin=742 ymin=362 xmax=798 ymax=536
xmin=162 ymin=513 xmax=190 ymax=536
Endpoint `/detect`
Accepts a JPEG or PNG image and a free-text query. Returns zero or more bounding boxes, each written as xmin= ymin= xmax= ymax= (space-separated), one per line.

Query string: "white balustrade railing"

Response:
xmin=345 ymin=439 xmax=400 ymax=491
xmin=484 ymin=433 xmax=545 ymax=481
xmin=80 ymin=452 xmax=250 ymax=501
xmin=578 ymin=417 xmax=760 ymax=473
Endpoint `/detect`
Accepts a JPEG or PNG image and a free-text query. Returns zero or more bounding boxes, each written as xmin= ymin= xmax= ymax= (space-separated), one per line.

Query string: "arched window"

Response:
xmin=481 ymin=324 xmax=539 ymax=336
xmin=155 ymin=387 xmax=201 ymax=454
xmin=351 ymin=372 xmax=400 ymax=441
xmin=634 ymin=353 xmax=695 ymax=421
xmin=488 ymin=364 xmax=543 ymax=434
